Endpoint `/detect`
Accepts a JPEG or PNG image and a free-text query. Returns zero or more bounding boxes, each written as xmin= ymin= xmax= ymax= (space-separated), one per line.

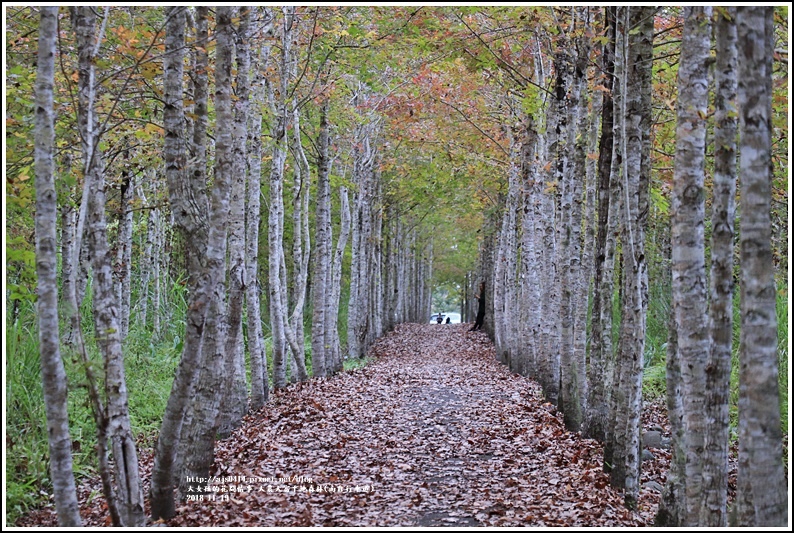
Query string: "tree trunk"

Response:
xmin=559 ymin=13 xmax=593 ymax=430
xmin=348 ymin=118 xmax=377 ymax=359
xmin=246 ymin=7 xmax=274 ymax=409
xmin=71 ymin=6 xmax=145 ymax=525
xmin=284 ymin=104 xmax=311 ymax=382
xmin=583 ymin=7 xmax=616 ymax=443
xmin=311 ymin=102 xmax=332 ymax=378
xmin=267 ymin=7 xmax=295 ymax=389
xmin=700 ymin=7 xmax=737 ymax=526
xmin=59 ymin=199 xmax=77 ymax=344
xmin=151 ymin=210 xmax=163 ymax=336
xmin=501 ymin=123 xmax=521 ymax=372
xmin=136 ymin=172 xmax=159 ymax=330
xmin=656 ymin=300 xmax=685 ymax=526
xmin=735 ymin=6 xmax=788 ymax=526
xmin=609 ymin=6 xmax=653 ymax=509
xmin=537 ymin=67 xmax=560 ymax=405
xmin=572 ymin=16 xmax=595 ymax=413
xmin=150 ymin=6 xmax=212 ymax=520
xmin=328 ymin=185 xmax=351 ymax=374
xmin=35 ymin=7 xmax=82 ymax=525
xmin=219 ymin=6 xmax=251 ymax=438
xmin=671 ymin=7 xmax=712 ymax=525
xmin=602 ymin=5 xmax=626 ymax=475
xmin=177 ymin=5 xmax=236 ymax=499
xmin=116 ymin=173 xmax=134 ymax=340
xmin=519 ymin=116 xmax=540 ymax=378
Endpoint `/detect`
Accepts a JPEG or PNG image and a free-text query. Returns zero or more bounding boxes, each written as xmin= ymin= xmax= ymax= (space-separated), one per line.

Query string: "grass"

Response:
xmin=640 ymin=280 xmax=789 ymax=447
xmin=5 ymin=309 xmax=51 ymax=521
xmin=5 ymin=278 xmax=188 ymax=525
xmin=642 ymin=282 xmax=672 ymax=400
xmin=775 ymin=283 xmax=788 ymax=437
xmin=343 ymin=355 xmax=374 ymax=371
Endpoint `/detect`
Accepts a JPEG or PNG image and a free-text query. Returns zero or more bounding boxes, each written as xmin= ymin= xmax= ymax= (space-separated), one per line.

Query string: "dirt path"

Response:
xmin=19 ymin=323 xmax=664 ymax=527
xmin=167 ymin=323 xmax=655 ymax=527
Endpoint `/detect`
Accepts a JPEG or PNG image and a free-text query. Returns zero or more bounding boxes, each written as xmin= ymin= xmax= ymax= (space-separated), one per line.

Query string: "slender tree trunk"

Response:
xmin=328 ymin=184 xmax=351 ymax=373
xmin=559 ymin=15 xmax=593 ymax=430
xmin=602 ymin=6 xmax=626 ymax=474
xmin=519 ymin=117 xmax=540 ymax=378
xmin=219 ymin=6 xmax=251 ymax=438
xmin=348 ymin=119 xmax=377 ymax=359
xmin=150 ymin=6 xmax=211 ymax=520
xmin=501 ymin=123 xmax=521 ymax=372
xmin=71 ymin=6 xmax=145 ymax=525
xmin=59 ymin=199 xmax=77 ymax=344
xmin=312 ymin=102 xmax=332 ymax=378
xmin=246 ymin=7 xmax=273 ymax=409
xmin=268 ymin=7 xmax=295 ymax=389
xmin=700 ymin=7 xmax=737 ymax=526
xmin=538 ymin=67 xmax=560 ymax=405
xmin=116 ymin=173 xmax=134 ymax=339
xmin=610 ymin=6 xmax=653 ymax=509
xmin=151 ymin=212 xmax=163 ymax=337
xmin=582 ymin=6 xmax=615 ymax=442
xmin=35 ymin=7 xmax=82 ymax=525
xmin=177 ymin=5 xmax=236 ymax=498
xmin=136 ymin=175 xmax=158 ymax=329
xmin=671 ymin=7 xmax=712 ymax=525
xmin=656 ymin=294 xmax=686 ymax=526
xmin=572 ymin=17 xmax=595 ymax=413
xmin=735 ymin=6 xmax=788 ymax=526
xmin=284 ymin=104 xmax=311 ymax=382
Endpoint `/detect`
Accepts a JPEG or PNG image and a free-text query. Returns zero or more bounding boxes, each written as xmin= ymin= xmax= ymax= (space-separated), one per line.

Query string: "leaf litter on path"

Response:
xmin=17 ymin=323 xmax=669 ymax=527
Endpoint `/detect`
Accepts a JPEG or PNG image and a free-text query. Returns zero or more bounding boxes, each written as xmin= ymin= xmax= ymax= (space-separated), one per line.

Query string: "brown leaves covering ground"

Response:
xmin=18 ymin=323 xmax=671 ymax=527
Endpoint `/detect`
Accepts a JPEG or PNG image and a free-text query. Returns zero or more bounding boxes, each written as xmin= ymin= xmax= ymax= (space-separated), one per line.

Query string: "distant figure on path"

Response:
xmin=470 ymin=281 xmax=486 ymax=331
xmin=436 ymin=314 xmax=443 ymax=324
xmin=445 ymin=316 xmax=451 ymax=324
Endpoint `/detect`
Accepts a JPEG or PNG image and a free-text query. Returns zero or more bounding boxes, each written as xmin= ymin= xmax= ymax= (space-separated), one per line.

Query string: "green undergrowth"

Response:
xmin=6 ymin=281 xmax=360 ymax=524
xmin=641 ymin=281 xmax=789 ymax=450
xmin=5 ymin=285 xmax=186 ymax=524
xmin=344 ymin=355 xmax=374 ymax=371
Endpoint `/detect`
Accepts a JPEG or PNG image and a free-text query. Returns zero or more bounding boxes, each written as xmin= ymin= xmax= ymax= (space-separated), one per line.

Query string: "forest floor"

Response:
xmin=18 ymin=323 xmax=675 ymax=527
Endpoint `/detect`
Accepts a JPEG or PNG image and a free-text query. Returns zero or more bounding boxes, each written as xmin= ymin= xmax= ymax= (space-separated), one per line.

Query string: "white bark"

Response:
xmin=150 ymin=6 xmax=212 ymax=520
xmin=311 ymin=102 xmax=332 ymax=377
xmin=328 ymin=185 xmax=351 ymax=373
xmin=603 ymin=5 xmax=626 ymax=476
xmin=178 ymin=5 xmax=236 ymax=498
xmin=136 ymin=173 xmax=158 ymax=329
xmin=672 ymin=7 xmax=711 ymax=524
xmin=59 ymin=198 xmax=77 ymax=344
xmin=35 ymin=7 xmax=82 ymax=525
xmin=735 ymin=6 xmax=788 ymax=526
xmin=246 ymin=7 xmax=274 ymax=409
xmin=267 ymin=7 xmax=295 ymax=389
xmin=219 ymin=6 xmax=251 ymax=438
xmin=115 ymin=174 xmax=134 ymax=340
xmin=701 ymin=7 xmax=736 ymax=526
xmin=71 ymin=6 xmax=145 ymax=525
xmin=348 ymin=118 xmax=378 ymax=359
xmin=284 ymin=104 xmax=310 ymax=382
xmin=583 ymin=7 xmax=616 ymax=443
xmin=611 ymin=6 xmax=653 ymax=509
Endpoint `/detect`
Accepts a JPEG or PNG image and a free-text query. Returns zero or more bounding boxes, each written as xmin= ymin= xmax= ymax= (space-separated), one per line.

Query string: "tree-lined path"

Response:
xmin=8 ymin=6 xmax=787 ymax=528
xmin=21 ymin=324 xmax=665 ymax=527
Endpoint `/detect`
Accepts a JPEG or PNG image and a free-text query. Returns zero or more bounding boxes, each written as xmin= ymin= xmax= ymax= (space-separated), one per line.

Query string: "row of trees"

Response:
xmin=26 ymin=6 xmax=437 ymax=526
xmin=471 ymin=6 xmax=787 ymax=526
xmin=15 ymin=4 xmax=787 ymax=528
